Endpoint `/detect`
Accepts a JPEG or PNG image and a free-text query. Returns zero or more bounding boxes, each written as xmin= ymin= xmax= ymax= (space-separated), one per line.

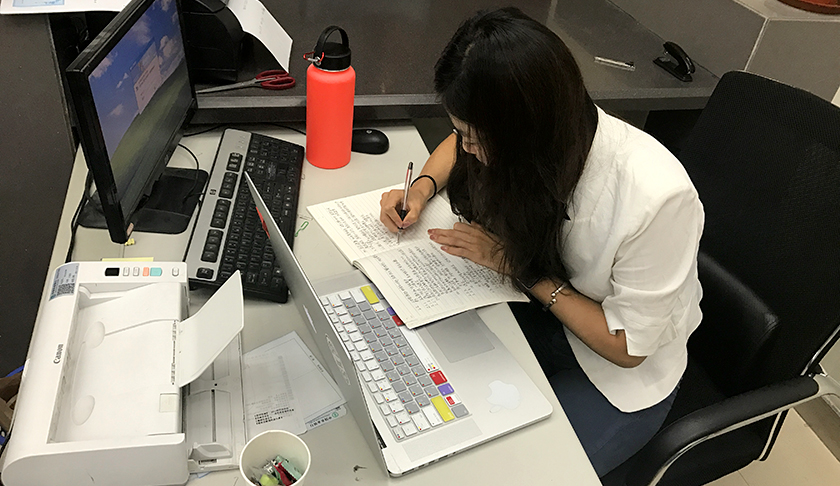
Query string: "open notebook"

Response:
xmin=307 ymin=186 xmax=527 ymax=328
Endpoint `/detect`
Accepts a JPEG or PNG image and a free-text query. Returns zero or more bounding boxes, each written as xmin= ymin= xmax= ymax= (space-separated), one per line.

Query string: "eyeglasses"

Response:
xmin=452 ymin=127 xmax=480 ymax=148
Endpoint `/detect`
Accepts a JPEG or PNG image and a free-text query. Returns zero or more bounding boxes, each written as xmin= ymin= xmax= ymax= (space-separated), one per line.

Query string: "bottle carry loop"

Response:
xmin=303 ymin=51 xmax=324 ymax=64
xmin=304 ymin=26 xmax=349 ymax=67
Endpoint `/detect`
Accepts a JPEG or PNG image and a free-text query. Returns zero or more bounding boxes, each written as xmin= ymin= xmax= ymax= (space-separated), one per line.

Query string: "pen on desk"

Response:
xmin=594 ymin=56 xmax=636 ymax=72
xmin=397 ymin=161 xmax=413 ymax=243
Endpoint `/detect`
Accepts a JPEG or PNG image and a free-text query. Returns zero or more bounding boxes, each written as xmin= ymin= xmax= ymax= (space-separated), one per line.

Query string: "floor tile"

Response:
xmin=707 ymin=472 xmax=749 ymax=486
xmin=735 ymin=411 xmax=840 ymax=486
xmin=796 ymin=398 xmax=840 ymax=461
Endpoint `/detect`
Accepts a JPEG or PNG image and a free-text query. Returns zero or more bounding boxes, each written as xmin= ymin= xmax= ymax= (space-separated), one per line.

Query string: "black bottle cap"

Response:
xmin=311 ymin=26 xmax=351 ymax=71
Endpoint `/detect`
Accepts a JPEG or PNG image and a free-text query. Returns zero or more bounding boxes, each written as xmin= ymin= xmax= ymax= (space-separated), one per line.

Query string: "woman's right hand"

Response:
xmin=380 ymin=134 xmax=455 ymax=233
xmin=379 ymin=186 xmax=430 ymax=233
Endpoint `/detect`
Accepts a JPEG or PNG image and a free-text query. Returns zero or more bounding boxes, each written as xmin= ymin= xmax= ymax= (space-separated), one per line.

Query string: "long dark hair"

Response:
xmin=434 ymin=7 xmax=598 ymax=290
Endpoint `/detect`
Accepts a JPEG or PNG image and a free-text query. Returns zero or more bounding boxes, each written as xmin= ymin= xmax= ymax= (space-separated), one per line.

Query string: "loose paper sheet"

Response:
xmin=226 ymin=0 xmax=292 ymax=71
xmin=242 ymin=331 xmax=345 ymax=437
xmin=242 ymin=352 xmax=303 ymax=436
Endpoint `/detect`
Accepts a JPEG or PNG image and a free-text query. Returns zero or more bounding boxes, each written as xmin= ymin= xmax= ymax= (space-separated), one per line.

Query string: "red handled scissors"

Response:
xmin=195 ymin=70 xmax=296 ymax=94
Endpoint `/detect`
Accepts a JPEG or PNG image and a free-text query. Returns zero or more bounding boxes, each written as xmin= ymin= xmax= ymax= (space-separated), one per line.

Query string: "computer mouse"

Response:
xmin=351 ymin=128 xmax=389 ymax=154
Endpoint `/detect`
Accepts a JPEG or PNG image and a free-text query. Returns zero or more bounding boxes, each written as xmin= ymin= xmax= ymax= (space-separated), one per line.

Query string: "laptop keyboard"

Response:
xmin=320 ymin=284 xmax=469 ymax=441
xmin=185 ymin=129 xmax=303 ymax=302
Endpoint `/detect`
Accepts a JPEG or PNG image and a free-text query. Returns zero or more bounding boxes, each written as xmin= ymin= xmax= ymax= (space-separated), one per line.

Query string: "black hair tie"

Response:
xmin=410 ymin=174 xmax=437 ymax=202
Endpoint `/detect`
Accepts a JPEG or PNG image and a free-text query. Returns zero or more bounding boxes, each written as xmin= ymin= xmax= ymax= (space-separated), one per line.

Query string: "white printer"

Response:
xmin=1 ymin=261 xmax=248 ymax=486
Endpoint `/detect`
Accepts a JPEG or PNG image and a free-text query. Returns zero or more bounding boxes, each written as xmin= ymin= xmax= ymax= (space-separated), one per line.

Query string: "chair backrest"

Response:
xmin=680 ymin=71 xmax=840 ymax=396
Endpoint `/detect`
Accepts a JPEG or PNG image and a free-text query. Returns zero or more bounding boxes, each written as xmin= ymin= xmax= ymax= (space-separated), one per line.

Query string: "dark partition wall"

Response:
xmin=191 ymin=0 xmax=718 ymax=124
xmin=0 ymin=14 xmax=76 ymax=376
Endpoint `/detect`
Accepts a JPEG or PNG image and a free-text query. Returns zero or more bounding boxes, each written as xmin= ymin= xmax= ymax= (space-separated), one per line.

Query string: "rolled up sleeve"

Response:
xmin=601 ymin=190 xmax=704 ymax=357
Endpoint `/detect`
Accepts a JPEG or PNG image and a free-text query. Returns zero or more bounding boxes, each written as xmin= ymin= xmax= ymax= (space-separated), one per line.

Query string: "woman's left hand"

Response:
xmin=428 ymin=222 xmax=507 ymax=274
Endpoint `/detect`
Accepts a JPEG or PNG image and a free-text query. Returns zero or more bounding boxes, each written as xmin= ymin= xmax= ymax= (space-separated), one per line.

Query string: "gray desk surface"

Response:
xmin=193 ymin=0 xmax=718 ymax=124
xmin=49 ymin=123 xmax=601 ymax=485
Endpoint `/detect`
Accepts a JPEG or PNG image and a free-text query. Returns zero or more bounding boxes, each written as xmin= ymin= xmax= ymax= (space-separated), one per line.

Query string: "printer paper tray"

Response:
xmin=185 ymin=335 xmax=247 ymax=474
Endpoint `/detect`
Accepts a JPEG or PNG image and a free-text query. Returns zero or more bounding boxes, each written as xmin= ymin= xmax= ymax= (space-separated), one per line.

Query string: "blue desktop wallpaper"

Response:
xmin=89 ymin=0 xmax=186 ymax=159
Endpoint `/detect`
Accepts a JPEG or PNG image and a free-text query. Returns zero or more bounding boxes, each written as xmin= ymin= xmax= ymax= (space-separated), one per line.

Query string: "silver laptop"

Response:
xmin=244 ymin=173 xmax=552 ymax=476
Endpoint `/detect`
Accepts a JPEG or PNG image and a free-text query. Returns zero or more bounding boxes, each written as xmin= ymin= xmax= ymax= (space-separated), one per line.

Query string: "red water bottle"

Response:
xmin=305 ymin=26 xmax=355 ymax=169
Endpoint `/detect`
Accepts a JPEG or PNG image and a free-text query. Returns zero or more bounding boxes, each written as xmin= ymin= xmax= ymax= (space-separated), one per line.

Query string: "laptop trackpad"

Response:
xmin=424 ymin=311 xmax=495 ymax=363
xmin=403 ymin=418 xmax=482 ymax=462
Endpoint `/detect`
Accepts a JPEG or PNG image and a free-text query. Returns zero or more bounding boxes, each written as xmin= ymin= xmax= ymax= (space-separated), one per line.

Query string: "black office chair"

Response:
xmin=601 ymin=71 xmax=840 ymax=486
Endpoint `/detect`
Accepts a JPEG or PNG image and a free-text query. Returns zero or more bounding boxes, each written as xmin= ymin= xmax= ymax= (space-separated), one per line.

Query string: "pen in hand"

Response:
xmin=397 ymin=161 xmax=413 ymax=243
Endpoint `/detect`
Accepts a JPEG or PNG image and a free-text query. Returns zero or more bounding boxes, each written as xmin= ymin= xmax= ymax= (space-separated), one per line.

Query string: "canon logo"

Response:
xmin=53 ymin=343 xmax=64 ymax=364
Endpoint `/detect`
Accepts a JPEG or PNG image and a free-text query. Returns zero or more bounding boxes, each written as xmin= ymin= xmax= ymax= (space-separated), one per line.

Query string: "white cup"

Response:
xmin=239 ymin=430 xmax=311 ymax=486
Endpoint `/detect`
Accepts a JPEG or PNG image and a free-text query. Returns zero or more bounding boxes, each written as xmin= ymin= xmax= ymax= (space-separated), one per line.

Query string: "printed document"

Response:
xmin=307 ymin=186 xmax=527 ymax=328
xmin=242 ymin=331 xmax=345 ymax=437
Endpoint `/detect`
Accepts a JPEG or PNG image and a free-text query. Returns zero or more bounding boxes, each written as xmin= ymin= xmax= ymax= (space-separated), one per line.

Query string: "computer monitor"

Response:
xmin=66 ymin=0 xmax=206 ymax=244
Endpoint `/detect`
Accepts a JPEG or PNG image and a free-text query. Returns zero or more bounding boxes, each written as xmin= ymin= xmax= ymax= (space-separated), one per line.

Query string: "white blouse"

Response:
xmin=562 ymin=107 xmax=704 ymax=413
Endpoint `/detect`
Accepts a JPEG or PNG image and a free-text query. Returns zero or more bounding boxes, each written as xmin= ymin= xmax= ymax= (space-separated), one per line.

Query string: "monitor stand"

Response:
xmin=79 ymin=167 xmax=209 ymax=235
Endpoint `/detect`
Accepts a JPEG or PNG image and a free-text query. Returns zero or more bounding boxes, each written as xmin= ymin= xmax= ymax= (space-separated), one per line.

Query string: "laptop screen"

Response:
xmin=243 ymin=173 xmax=389 ymax=462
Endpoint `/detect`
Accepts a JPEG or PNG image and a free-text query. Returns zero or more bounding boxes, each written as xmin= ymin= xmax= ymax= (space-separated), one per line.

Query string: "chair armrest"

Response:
xmin=692 ymin=252 xmax=780 ymax=394
xmin=626 ymin=374 xmax=839 ymax=486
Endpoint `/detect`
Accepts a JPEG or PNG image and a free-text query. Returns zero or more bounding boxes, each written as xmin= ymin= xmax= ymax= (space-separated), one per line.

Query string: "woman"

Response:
xmin=379 ymin=7 xmax=704 ymax=477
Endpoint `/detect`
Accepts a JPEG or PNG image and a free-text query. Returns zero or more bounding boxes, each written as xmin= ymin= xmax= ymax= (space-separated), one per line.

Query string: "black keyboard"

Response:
xmin=185 ymin=129 xmax=304 ymax=302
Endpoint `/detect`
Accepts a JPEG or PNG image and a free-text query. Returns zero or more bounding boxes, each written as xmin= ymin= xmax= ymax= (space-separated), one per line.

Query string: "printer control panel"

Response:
xmin=47 ymin=262 xmax=188 ymax=299
xmin=71 ymin=262 xmax=189 ymax=294
xmin=102 ymin=263 xmax=185 ymax=280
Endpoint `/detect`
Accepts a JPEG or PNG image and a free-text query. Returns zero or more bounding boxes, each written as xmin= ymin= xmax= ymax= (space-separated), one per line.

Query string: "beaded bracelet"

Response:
xmin=542 ymin=282 xmax=568 ymax=312
xmin=410 ymin=175 xmax=437 ymax=202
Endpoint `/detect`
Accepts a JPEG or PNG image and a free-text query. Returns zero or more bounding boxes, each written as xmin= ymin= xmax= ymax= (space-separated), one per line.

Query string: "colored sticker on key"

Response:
xmin=429 ymin=370 xmax=447 ymax=385
xmin=430 ymin=396 xmax=455 ymax=422
xmin=361 ymin=286 xmax=379 ymax=304
xmin=445 ymin=394 xmax=461 ymax=406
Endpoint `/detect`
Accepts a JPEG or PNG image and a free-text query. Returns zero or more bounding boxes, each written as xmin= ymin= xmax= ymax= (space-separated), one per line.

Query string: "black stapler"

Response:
xmin=654 ymin=41 xmax=695 ymax=82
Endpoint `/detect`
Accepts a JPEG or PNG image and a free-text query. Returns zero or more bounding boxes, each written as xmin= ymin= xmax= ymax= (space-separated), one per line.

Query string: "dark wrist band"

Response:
xmin=411 ymin=174 xmax=437 ymax=202
xmin=518 ymin=276 xmax=542 ymax=291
